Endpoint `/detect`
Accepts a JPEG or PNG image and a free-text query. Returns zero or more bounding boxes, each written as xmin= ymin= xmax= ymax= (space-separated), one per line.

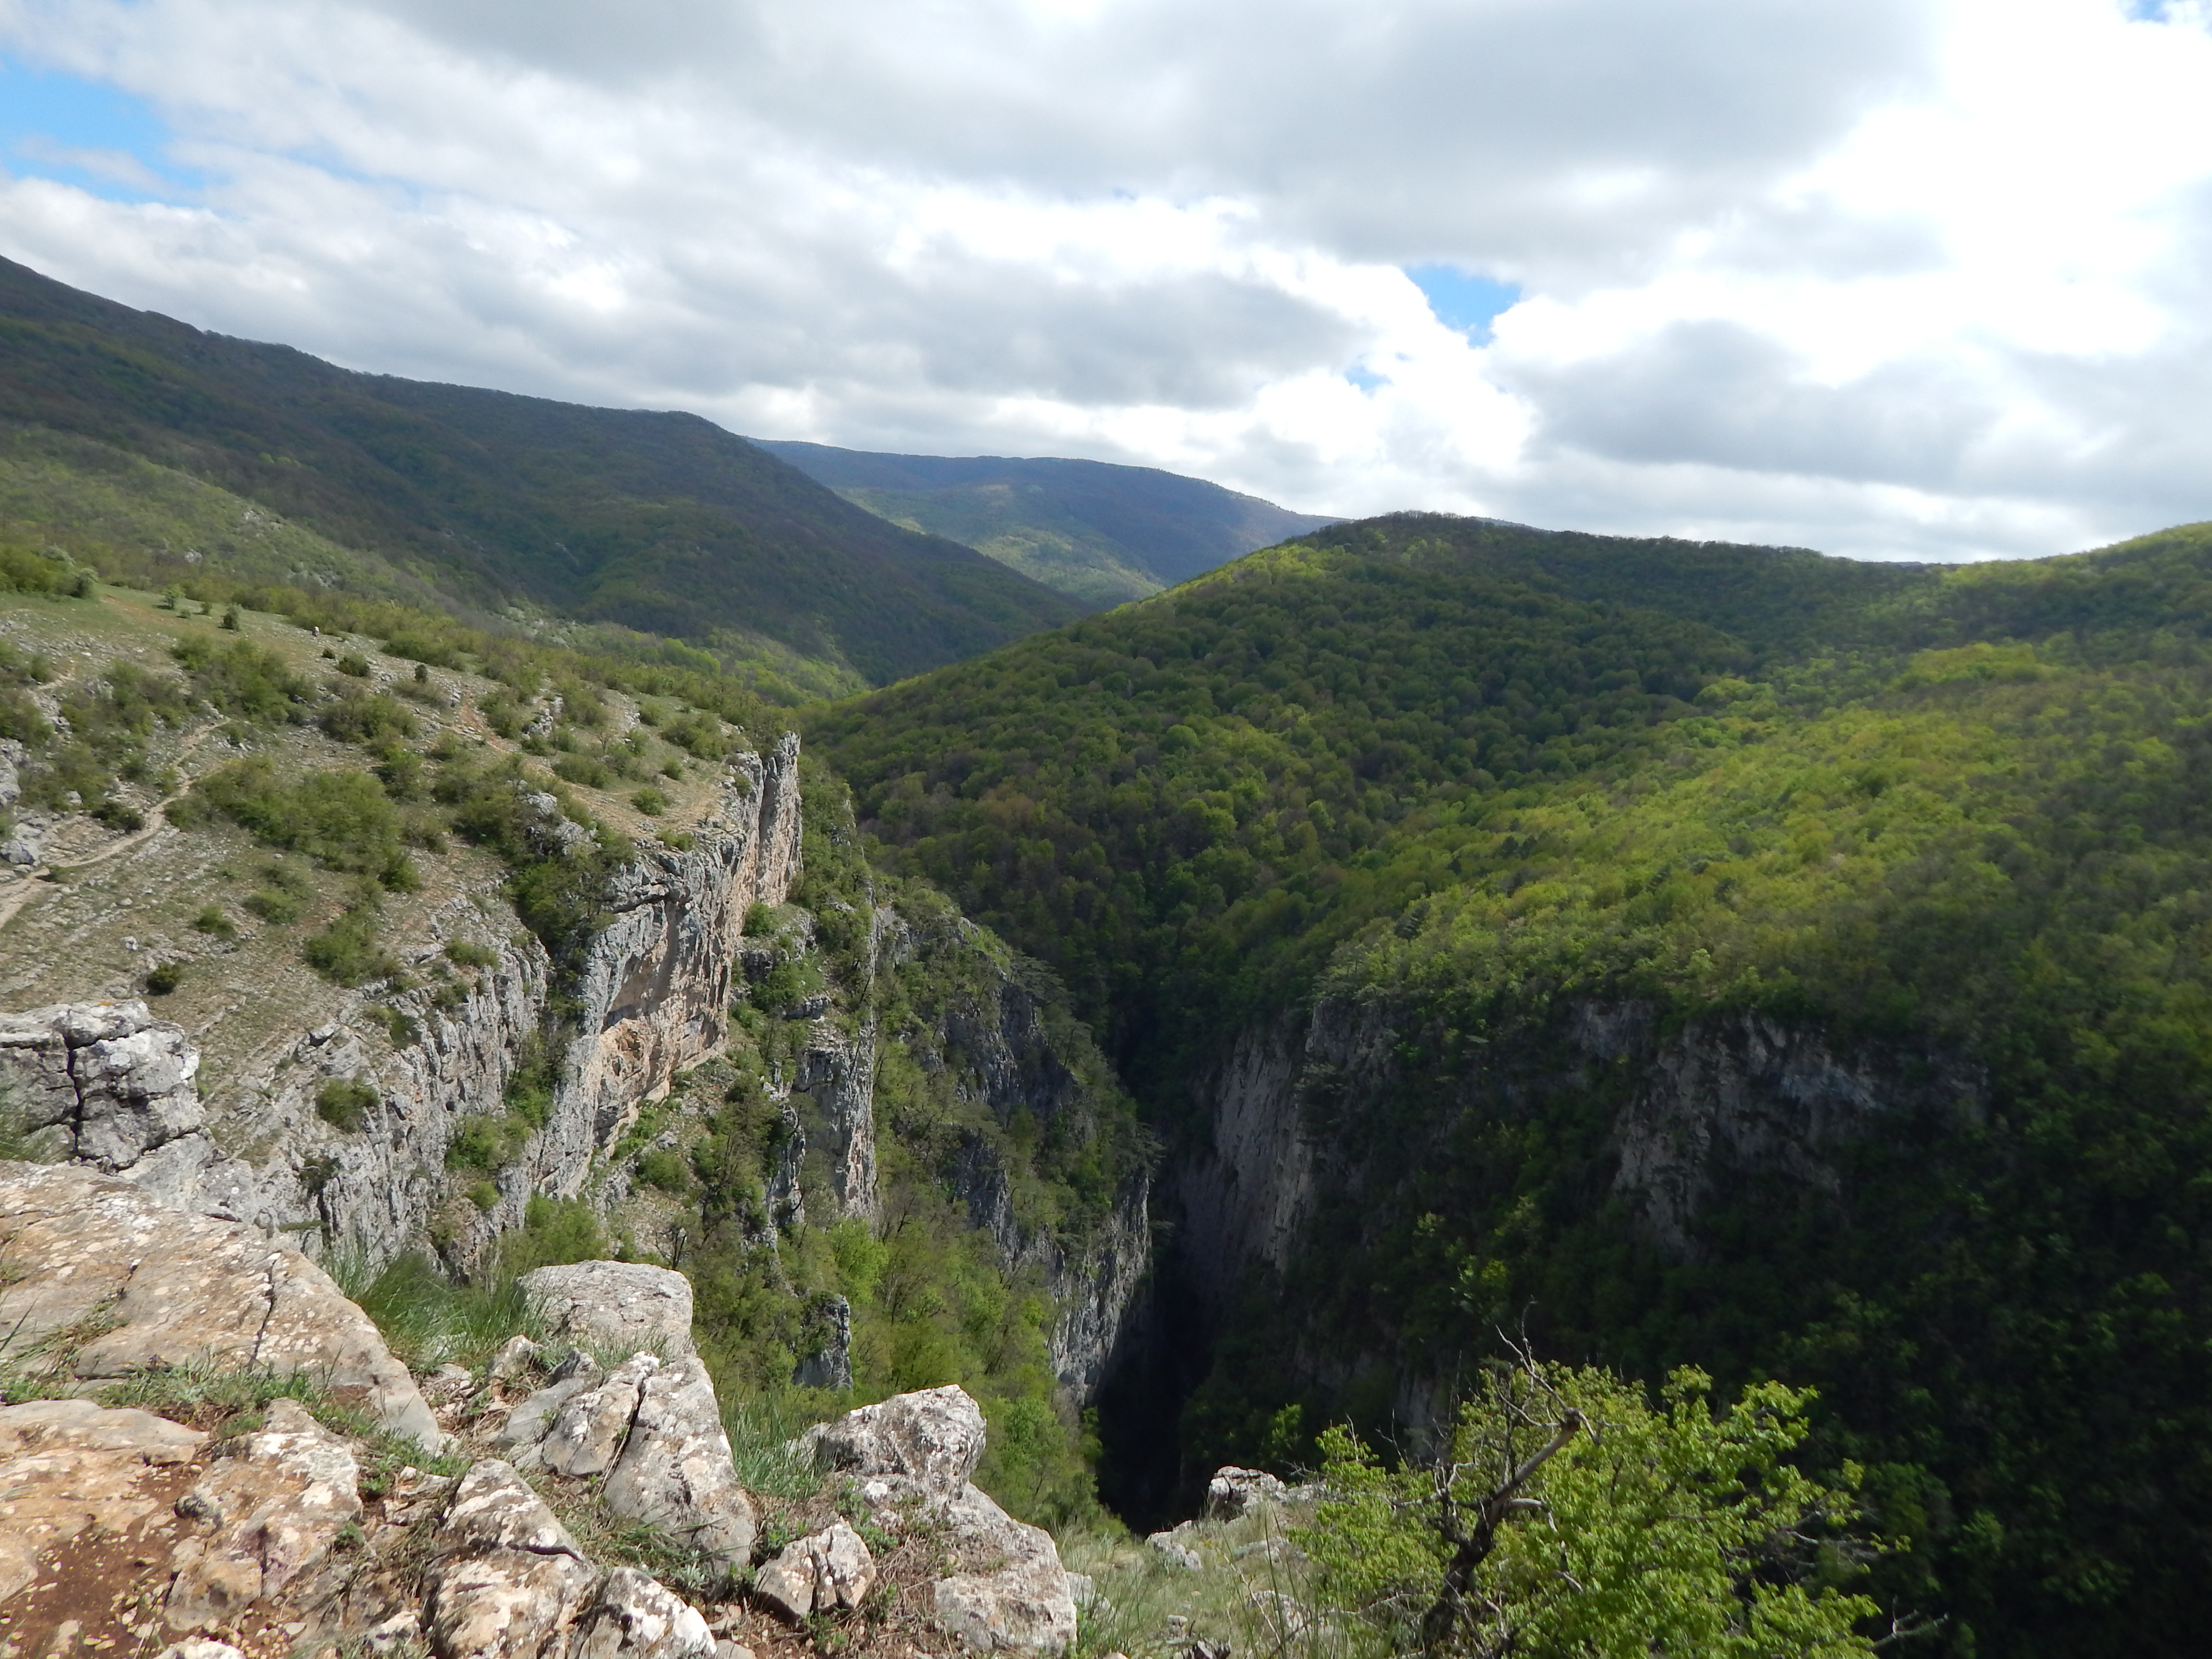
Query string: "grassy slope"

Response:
xmin=0 ymin=255 xmax=1082 ymax=684
xmin=809 ymin=512 xmax=2212 ymax=1656
xmin=758 ymin=441 xmax=1338 ymax=605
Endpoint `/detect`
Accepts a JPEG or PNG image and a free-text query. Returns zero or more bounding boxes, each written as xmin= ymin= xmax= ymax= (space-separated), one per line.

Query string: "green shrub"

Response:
xmin=444 ymin=939 xmax=499 ymax=969
xmin=468 ymin=1180 xmax=500 ymax=1212
xmin=631 ymin=787 xmax=667 ymax=817
xmin=316 ymin=1078 xmax=379 ymax=1132
xmin=305 ymin=897 xmax=397 ymax=986
xmin=336 ymin=651 xmax=371 ymax=677
xmin=144 ymin=962 xmax=183 ymax=995
xmin=191 ymin=905 xmax=237 ymax=939
xmin=636 ymin=1146 xmax=691 ymax=1193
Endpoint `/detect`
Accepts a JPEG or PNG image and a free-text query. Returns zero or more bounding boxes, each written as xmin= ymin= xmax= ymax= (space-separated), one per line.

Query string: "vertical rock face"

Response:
xmin=554 ymin=736 xmax=803 ymax=1170
xmin=792 ymin=1020 xmax=877 ymax=1224
xmin=1597 ymin=1003 xmax=1984 ymax=1256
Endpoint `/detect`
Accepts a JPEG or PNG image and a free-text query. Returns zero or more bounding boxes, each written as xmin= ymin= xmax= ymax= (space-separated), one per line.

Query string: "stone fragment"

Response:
xmin=932 ymin=1485 xmax=1078 ymax=1653
xmin=155 ymin=1643 xmax=246 ymax=1659
xmin=519 ymin=1261 xmax=696 ymax=1358
xmin=0 ymin=1163 xmax=442 ymax=1447
xmin=488 ymin=1335 xmax=542 ymax=1383
xmin=495 ymin=1372 xmax=601 ymax=1467
xmin=752 ymin=1523 xmax=876 ymax=1621
xmin=801 ymin=1383 xmax=986 ymax=1502
xmin=0 ymin=1398 xmax=207 ymax=1604
xmin=166 ymin=1399 xmax=363 ymax=1629
xmin=385 ymin=1466 xmax=458 ymax=1526
xmin=569 ymin=1568 xmax=717 ymax=1659
xmin=540 ymin=1354 xmax=660 ymax=1479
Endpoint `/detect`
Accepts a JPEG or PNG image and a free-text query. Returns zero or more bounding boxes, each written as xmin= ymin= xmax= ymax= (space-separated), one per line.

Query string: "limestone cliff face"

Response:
xmin=955 ymin=1139 xmax=1150 ymax=1400
xmin=1590 ymin=1001 xmax=1985 ymax=1256
xmin=0 ymin=738 xmax=804 ymax=1271
xmin=553 ymin=737 xmax=802 ymax=1168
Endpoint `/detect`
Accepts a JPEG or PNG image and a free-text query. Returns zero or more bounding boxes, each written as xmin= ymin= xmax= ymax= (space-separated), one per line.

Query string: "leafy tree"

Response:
xmin=1303 ymin=1349 xmax=1881 ymax=1659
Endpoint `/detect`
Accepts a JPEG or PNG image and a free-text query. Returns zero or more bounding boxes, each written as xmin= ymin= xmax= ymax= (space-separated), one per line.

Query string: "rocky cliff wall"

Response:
xmin=0 ymin=738 xmax=804 ymax=1272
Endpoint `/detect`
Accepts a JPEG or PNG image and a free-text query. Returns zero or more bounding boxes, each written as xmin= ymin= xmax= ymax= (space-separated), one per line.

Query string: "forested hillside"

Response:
xmin=758 ymin=440 xmax=1336 ymax=605
xmin=810 ymin=511 xmax=2212 ymax=1658
xmin=0 ymin=256 xmax=1081 ymax=686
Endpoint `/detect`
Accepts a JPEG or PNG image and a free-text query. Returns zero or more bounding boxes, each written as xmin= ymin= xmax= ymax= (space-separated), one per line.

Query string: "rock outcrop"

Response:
xmin=0 ymin=1398 xmax=206 ymax=1604
xmin=556 ymin=736 xmax=802 ymax=1161
xmin=518 ymin=1261 xmax=697 ymax=1358
xmin=805 ymin=1385 xmax=1077 ymax=1654
xmin=500 ymin=1352 xmax=756 ymax=1567
xmin=0 ymin=1162 xmax=441 ymax=1446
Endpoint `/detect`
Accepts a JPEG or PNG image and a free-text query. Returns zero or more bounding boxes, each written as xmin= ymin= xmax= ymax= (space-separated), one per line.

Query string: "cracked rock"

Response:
xmin=753 ymin=1522 xmax=876 ymax=1621
xmin=0 ymin=1163 xmax=443 ymax=1448
xmin=502 ymin=1352 xmax=755 ymax=1568
xmin=1205 ymin=1467 xmax=1289 ymax=1520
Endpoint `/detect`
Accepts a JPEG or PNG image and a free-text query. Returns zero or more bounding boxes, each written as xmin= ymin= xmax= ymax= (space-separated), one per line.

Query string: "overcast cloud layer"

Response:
xmin=1 ymin=0 xmax=2209 ymax=561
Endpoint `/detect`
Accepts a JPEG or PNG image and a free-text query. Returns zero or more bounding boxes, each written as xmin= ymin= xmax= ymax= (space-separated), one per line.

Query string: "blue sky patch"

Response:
xmin=1407 ymin=264 xmax=1520 ymax=339
xmin=0 ymin=58 xmax=199 ymax=201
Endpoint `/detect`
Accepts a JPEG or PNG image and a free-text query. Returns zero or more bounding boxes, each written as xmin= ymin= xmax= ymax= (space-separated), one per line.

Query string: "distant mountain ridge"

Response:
xmin=0 ymin=255 xmax=1082 ymax=685
xmin=755 ymin=440 xmax=1338 ymax=605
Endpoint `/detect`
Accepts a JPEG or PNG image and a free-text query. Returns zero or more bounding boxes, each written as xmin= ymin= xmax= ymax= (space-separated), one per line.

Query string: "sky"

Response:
xmin=1 ymin=0 xmax=2210 ymax=563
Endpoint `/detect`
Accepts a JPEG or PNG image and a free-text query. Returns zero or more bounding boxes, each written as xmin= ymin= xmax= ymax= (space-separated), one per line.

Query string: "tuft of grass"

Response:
xmin=332 ymin=1250 xmax=548 ymax=1375
xmin=191 ymin=904 xmax=238 ymax=939
xmin=721 ymin=1394 xmax=822 ymax=1501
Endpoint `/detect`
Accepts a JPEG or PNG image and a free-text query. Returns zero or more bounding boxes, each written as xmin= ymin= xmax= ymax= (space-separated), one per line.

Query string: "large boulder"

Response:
xmin=499 ymin=1352 xmax=755 ymax=1567
xmin=0 ymin=1162 xmax=441 ymax=1447
xmin=519 ymin=1261 xmax=696 ymax=1358
xmin=1205 ymin=1466 xmax=1289 ymax=1520
xmin=800 ymin=1382 xmax=986 ymax=1502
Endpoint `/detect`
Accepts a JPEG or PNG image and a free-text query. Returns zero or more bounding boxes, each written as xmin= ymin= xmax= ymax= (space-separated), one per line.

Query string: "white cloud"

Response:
xmin=0 ymin=0 xmax=2207 ymax=561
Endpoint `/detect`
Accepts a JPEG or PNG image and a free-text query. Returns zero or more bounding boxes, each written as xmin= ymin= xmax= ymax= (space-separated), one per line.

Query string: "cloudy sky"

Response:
xmin=1 ymin=0 xmax=2209 ymax=562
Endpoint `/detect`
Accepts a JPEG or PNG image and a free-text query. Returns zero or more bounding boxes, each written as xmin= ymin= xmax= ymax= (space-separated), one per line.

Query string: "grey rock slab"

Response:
xmin=1144 ymin=1532 xmax=1200 ymax=1572
xmin=0 ymin=1162 xmax=442 ymax=1448
xmin=602 ymin=1357 xmax=756 ymax=1566
xmin=933 ymin=1484 xmax=1078 ymax=1653
xmin=801 ymin=1383 xmax=985 ymax=1503
xmin=519 ymin=1262 xmax=696 ymax=1358
xmin=538 ymin=1353 xmax=659 ymax=1479
xmin=423 ymin=1460 xmax=600 ymax=1659
xmin=752 ymin=1522 xmax=875 ymax=1622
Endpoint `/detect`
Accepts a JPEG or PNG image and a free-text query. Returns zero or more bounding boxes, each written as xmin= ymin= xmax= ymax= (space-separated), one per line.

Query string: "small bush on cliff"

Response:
xmin=316 ymin=1078 xmax=379 ymax=1133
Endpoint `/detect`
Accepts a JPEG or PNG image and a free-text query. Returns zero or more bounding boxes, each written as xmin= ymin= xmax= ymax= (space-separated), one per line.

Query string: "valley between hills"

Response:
xmin=5 ymin=254 xmax=2212 ymax=1659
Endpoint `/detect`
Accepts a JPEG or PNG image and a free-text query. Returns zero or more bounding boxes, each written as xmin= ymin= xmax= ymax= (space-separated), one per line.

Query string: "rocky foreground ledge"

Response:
xmin=0 ymin=1162 xmax=1079 ymax=1659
